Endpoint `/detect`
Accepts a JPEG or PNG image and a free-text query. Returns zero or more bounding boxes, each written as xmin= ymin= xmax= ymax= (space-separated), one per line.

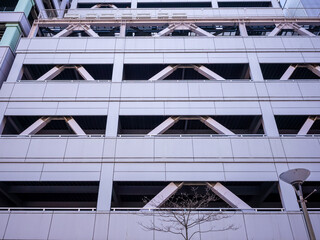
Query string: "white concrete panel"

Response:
xmin=244 ymin=213 xmax=294 ymax=240
xmin=298 ymin=82 xmax=320 ymax=97
xmin=56 ymin=38 xmax=87 ymax=51
xmin=281 ymin=138 xmax=320 ymax=158
xmin=281 ymin=37 xmax=314 ymax=50
xmin=0 ymin=163 xmax=42 ymax=171
xmin=155 ymin=38 xmax=185 ymax=50
xmin=93 ymin=213 xmax=109 ymax=240
xmin=184 ymin=38 xmax=214 ymax=50
xmin=163 ymin=53 xmax=208 ymax=63
xmin=108 ymin=213 xmax=153 ymax=240
xmin=253 ymin=38 xmax=284 ymax=49
xmin=114 ymin=172 xmax=165 ymax=181
xmin=224 ymin=163 xmax=276 ymax=172
xmin=231 ymin=138 xmax=273 ymax=158
xmin=43 ymin=83 xmax=78 ymax=99
xmin=10 ymin=83 xmax=46 ymax=98
xmin=155 ymin=83 xmax=189 ymax=98
xmin=193 ymin=138 xmax=233 ymax=158
xmin=166 ymin=163 xmax=223 ymax=172
xmin=43 ymin=163 xmax=101 ymax=172
xmin=102 ymin=138 xmax=117 ymax=158
xmin=125 ymin=38 xmax=155 ymax=50
xmin=214 ymin=38 xmax=245 ymax=50
xmin=166 ymin=171 xmax=225 ymax=181
xmin=0 ymin=172 xmax=41 ymax=181
xmin=0 ymin=214 xmax=9 ymax=239
xmin=207 ymin=53 xmax=248 ymax=63
xmin=188 ymin=82 xmax=223 ymax=98
xmin=155 ymin=138 xmax=193 ymax=158
xmin=0 ymin=83 xmax=14 ymax=98
xmin=77 ymin=83 xmax=111 ymax=98
xmin=269 ymin=139 xmax=286 ymax=158
xmin=225 ymin=171 xmax=278 ymax=181
xmin=49 ymin=213 xmax=95 ymax=240
xmin=64 ymin=138 xmax=104 ymax=158
xmin=121 ymin=83 xmax=154 ymax=98
xmin=5 ymin=213 xmax=52 ymax=240
xmin=310 ymin=213 xmax=320 ymax=238
xmin=115 ymin=163 xmax=165 ymax=172
xmin=221 ymin=83 xmax=258 ymax=97
xmin=287 ymin=214 xmax=309 ymax=240
xmin=57 ymin=102 xmax=108 ymax=109
xmin=266 ymin=83 xmax=302 ymax=97
xmin=200 ymin=213 xmax=247 ymax=240
xmin=86 ymin=39 xmax=116 ymax=51
xmin=27 ymin=138 xmax=67 ymax=159
xmin=69 ymin=54 xmax=114 ymax=64
xmin=0 ymin=138 xmax=30 ymax=159
xmin=41 ymin=172 xmax=100 ymax=181
xmin=28 ymin=38 xmax=59 ymax=51
xmin=115 ymin=138 xmax=154 ymax=158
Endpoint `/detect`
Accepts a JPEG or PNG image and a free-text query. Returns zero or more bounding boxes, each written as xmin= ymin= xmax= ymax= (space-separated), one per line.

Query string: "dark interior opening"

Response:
xmin=123 ymin=64 xmax=250 ymax=80
xmin=22 ymin=64 xmax=113 ymax=80
xmin=275 ymin=115 xmax=320 ymax=134
xmin=260 ymin=63 xmax=320 ymax=79
xmin=137 ymin=2 xmax=211 ymax=8
xmin=2 ymin=116 xmax=107 ymax=135
xmin=118 ymin=115 xmax=264 ymax=135
xmin=0 ymin=0 xmax=19 ymax=11
xmin=78 ymin=3 xmax=131 ymax=8
xmin=218 ymin=1 xmax=272 ymax=7
xmin=111 ymin=181 xmax=282 ymax=209
xmin=0 ymin=181 xmax=99 ymax=208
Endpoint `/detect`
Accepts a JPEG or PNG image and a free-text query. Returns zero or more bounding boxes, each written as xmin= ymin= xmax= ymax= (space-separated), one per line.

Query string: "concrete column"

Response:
xmin=131 ymin=0 xmax=138 ymax=8
xmin=112 ymin=54 xmax=124 ymax=82
xmin=211 ymin=0 xmax=218 ymax=8
xmin=70 ymin=0 xmax=78 ymax=9
xmin=0 ymin=102 xmax=8 ymax=134
xmin=0 ymin=24 xmax=22 ymax=51
xmin=260 ymin=102 xmax=279 ymax=137
xmin=106 ymin=102 xmax=120 ymax=137
xmin=6 ymin=54 xmax=26 ymax=82
xmin=97 ymin=163 xmax=114 ymax=211
xmin=247 ymin=53 xmax=264 ymax=81
xmin=276 ymin=164 xmax=300 ymax=211
xmin=14 ymin=0 xmax=34 ymax=16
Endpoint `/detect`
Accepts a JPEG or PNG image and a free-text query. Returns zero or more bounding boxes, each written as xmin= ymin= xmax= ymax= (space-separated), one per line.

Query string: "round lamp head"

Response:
xmin=279 ymin=168 xmax=310 ymax=185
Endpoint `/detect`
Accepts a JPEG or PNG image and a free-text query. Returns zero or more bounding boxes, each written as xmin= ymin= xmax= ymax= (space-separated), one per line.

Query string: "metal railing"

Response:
xmin=37 ymin=8 xmax=320 ymax=20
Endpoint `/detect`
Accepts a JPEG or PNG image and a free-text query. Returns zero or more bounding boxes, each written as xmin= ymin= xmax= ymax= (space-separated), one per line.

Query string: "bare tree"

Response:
xmin=139 ymin=187 xmax=236 ymax=240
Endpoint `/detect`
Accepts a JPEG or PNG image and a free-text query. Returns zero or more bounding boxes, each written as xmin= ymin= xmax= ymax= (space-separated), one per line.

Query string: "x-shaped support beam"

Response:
xmin=53 ymin=24 xmax=99 ymax=38
xmin=37 ymin=65 xmax=95 ymax=81
xmin=154 ymin=23 xmax=213 ymax=37
xmin=269 ymin=23 xmax=315 ymax=37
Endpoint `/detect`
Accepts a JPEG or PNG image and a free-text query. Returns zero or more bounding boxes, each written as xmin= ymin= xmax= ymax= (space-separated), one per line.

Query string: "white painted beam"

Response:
xmin=76 ymin=66 xmax=95 ymax=80
xmin=82 ymin=24 xmax=100 ymax=37
xmin=193 ymin=65 xmax=225 ymax=80
xmin=239 ymin=22 xmax=248 ymax=37
xmin=20 ymin=117 xmax=52 ymax=135
xmin=148 ymin=117 xmax=180 ymax=135
xmin=291 ymin=23 xmax=316 ymax=36
xmin=207 ymin=182 xmax=252 ymax=209
xmin=268 ymin=23 xmax=283 ymax=36
xmin=154 ymin=24 xmax=177 ymax=37
xmin=149 ymin=65 xmax=179 ymax=81
xmin=297 ymin=116 xmax=317 ymax=135
xmin=280 ymin=65 xmax=297 ymax=80
xmin=37 ymin=66 xmax=65 ymax=81
xmin=119 ymin=24 xmax=126 ymax=37
xmin=200 ymin=117 xmax=235 ymax=135
xmin=307 ymin=65 xmax=320 ymax=77
xmin=64 ymin=117 xmax=86 ymax=135
xmin=189 ymin=24 xmax=213 ymax=37
xmin=53 ymin=25 xmax=76 ymax=38
xmin=142 ymin=182 xmax=183 ymax=209
xmin=58 ymin=0 xmax=69 ymax=18
xmin=35 ymin=0 xmax=48 ymax=18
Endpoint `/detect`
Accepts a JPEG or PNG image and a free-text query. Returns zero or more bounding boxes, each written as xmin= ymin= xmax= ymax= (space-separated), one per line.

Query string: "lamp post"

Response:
xmin=279 ymin=168 xmax=316 ymax=240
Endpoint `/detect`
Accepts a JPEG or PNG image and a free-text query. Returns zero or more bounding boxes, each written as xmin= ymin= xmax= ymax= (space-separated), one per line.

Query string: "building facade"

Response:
xmin=0 ymin=0 xmax=319 ymax=239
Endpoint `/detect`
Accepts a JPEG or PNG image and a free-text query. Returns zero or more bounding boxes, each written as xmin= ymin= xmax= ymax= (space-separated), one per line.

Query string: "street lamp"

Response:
xmin=279 ymin=168 xmax=316 ymax=240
